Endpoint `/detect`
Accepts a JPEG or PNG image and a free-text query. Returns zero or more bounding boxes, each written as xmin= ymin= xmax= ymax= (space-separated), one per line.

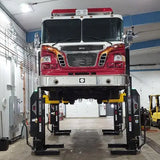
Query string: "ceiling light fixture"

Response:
xmin=29 ymin=0 xmax=57 ymax=6
xmin=20 ymin=3 xmax=33 ymax=13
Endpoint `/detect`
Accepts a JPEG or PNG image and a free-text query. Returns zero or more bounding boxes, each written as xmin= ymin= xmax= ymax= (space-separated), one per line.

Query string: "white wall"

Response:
xmin=66 ymin=99 xmax=99 ymax=118
xmin=131 ymin=70 xmax=160 ymax=109
xmin=130 ymin=48 xmax=160 ymax=109
xmin=0 ymin=8 xmax=37 ymax=138
xmin=0 ymin=56 xmax=11 ymax=137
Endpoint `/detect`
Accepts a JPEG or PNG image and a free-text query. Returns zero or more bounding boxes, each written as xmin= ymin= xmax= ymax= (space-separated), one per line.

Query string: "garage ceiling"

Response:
xmin=1 ymin=0 xmax=160 ymax=31
xmin=0 ymin=0 xmax=160 ymax=66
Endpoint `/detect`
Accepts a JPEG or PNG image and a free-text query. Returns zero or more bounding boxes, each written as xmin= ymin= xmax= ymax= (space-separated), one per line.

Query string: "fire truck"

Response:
xmin=40 ymin=8 xmax=127 ymax=104
xmin=29 ymin=8 xmax=144 ymax=155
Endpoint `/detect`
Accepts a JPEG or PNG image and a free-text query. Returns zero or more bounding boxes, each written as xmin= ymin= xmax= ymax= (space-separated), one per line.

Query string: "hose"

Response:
xmin=21 ymin=120 xmax=34 ymax=150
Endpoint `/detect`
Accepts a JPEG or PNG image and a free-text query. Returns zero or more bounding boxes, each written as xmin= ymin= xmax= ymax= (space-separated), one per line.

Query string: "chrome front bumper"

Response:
xmin=39 ymin=75 xmax=127 ymax=87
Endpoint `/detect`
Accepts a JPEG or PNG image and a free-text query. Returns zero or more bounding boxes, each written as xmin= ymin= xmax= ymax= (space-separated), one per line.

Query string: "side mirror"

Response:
xmin=34 ymin=32 xmax=41 ymax=48
xmin=123 ymin=30 xmax=133 ymax=47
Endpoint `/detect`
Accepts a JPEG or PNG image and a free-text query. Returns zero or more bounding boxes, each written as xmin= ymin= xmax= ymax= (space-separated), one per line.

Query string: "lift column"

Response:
xmin=118 ymin=103 xmax=123 ymax=131
xmin=50 ymin=103 xmax=71 ymax=135
xmin=126 ymin=78 xmax=141 ymax=152
xmin=102 ymin=94 xmax=124 ymax=135
xmin=108 ymin=48 xmax=142 ymax=155
xmin=125 ymin=47 xmax=141 ymax=152
xmin=114 ymin=103 xmax=123 ymax=134
xmin=50 ymin=104 xmax=59 ymax=133
xmin=102 ymin=103 xmax=122 ymax=135
xmin=30 ymin=88 xmax=64 ymax=155
xmin=30 ymin=89 xmax=45 ymax=153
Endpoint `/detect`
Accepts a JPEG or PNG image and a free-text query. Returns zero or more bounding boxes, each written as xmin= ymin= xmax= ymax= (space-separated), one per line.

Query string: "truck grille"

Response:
xmin=61 ymin=45 xmax=103 ymax=51
xmin=67 ymin=53 xmax=97 ymax=67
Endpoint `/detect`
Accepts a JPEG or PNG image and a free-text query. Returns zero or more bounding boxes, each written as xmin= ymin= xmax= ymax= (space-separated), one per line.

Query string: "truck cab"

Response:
xmin=39 ymin=8 xmax=127 ymax=103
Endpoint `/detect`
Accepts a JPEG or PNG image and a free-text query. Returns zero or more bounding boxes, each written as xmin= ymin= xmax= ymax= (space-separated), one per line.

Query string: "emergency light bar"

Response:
xmin=51 ymin=8 xmax=113 ymax=16
xmin=51 ymin=9 xmax=76 ymax=16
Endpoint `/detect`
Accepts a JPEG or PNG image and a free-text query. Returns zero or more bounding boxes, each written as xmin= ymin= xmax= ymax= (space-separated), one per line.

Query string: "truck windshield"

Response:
xmin=42 ymin=18 xmax=122 ymax=43
xmin=82 ymin=18 xmax=122 ymax=42
xmin=42 ymin=19 xmax=81 ymax=43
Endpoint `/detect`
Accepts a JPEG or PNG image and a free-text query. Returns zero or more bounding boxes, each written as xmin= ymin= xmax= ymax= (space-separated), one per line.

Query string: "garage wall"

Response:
xmin=0 ymin=9 xmax=37 ymax=138
xmin=130 ymin=48 xmax=160 ymax=109
xmin=0 ymin=56 xmax=11 ymax=138
xmin=131 ymin=70 xmax=160 ymax=109
xmin=66 ymin=99 xmax=99 ymax=118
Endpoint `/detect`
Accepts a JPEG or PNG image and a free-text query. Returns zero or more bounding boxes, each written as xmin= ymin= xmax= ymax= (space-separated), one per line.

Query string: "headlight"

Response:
xmin=114 ymin=55 xmax=122 ymax=62
xmin=41 ymin=56 xmax=51 ymax=63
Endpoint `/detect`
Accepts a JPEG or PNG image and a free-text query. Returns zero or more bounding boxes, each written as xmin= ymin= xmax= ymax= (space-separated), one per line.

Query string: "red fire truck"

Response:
xmin=29 ymin=8 xmax=143 ymax=156
xmin=39 ymin=8 xmax=127 ymax=104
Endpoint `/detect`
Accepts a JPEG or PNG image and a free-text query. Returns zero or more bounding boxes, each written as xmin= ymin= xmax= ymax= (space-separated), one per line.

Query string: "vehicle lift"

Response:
xmin=102 ymin=93 xmax=125 ymax=135
xmin=29 ymin=49 xmax=145 ymax=155
xmin=43 ymin=95 xmax=71 ymax=135
xmin=108 ymin=48 xmax=145 ymax=155
xmin=30 ymin=90 xmax=67 ymax=155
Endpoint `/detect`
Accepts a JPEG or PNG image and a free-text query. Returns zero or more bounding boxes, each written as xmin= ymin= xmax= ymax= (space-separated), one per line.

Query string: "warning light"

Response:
xmin=88 ymin=8 xmax=113 ymax=14
xmin=33 ymin=106 xmax=36 ymax=111
xmin=39 ymin=117 xmax=42 ymax=123
xmin=128 ymin=116 xmax=132 ymax=122
xmin=51 ymin=9 xmax=76 ymax=16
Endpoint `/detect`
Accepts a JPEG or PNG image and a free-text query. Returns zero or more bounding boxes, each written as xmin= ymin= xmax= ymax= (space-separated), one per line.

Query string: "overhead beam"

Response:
xmin=130 ymin=39 xmax=160 ymax=50
xmin=123 ymin=11 xmax=160 ymax=27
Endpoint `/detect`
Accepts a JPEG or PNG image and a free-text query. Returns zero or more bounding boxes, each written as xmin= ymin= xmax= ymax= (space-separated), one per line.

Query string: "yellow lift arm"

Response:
xmin=43 ymin=93 xmax=126 ymax=104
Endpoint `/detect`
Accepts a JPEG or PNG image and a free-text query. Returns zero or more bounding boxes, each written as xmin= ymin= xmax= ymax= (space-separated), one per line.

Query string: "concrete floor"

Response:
xmin=0 ymin=117 xmax=160 ymax=160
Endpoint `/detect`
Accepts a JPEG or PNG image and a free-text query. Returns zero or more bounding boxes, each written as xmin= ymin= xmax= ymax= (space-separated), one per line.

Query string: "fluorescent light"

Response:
xmin=20 ymin=3 xmax=33 ymax=13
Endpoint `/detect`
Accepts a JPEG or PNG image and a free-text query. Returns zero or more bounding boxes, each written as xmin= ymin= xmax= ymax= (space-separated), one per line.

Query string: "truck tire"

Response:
xmin=69 ymin=100 xmax=75 ymax=104
xmin=158 ymin=121 xmax=160 ymax=129
xmin=97 ymin=99 xmax=102 ymax=104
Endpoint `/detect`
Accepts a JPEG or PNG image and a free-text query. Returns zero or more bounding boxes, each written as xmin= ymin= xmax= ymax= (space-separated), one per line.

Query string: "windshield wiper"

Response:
xmin=85 ymin=36 xmax=112 ymax=45
xmin=52 ymin=37 xmax=80 ymax=47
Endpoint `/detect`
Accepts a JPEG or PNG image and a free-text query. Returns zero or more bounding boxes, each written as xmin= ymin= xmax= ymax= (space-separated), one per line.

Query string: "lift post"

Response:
xmin=108 ymin=80 xmax=142 ymax=154
xmin=108 ymin=48 xmax=143 ymax=155
xmin=49 ymin=104 xmax=71 ymax=135
xmin=30 ymin=88 xmax=64 ymax=155
xmin=43 ymin=95 xmax=71 ymax=135
xmin=102 ymin=102 xmax=123 ymax=135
